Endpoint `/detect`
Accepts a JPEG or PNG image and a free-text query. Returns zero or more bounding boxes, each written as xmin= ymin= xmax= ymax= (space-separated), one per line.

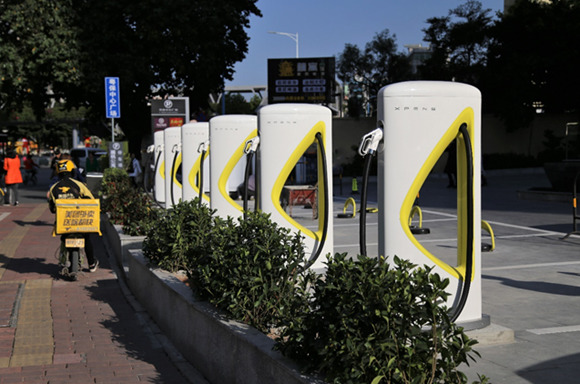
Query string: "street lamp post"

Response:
xmin=268 ymin=31 xmax=299 ymax=58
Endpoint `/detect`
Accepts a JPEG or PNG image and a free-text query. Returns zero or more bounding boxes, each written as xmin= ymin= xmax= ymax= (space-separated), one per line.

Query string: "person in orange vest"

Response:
xmin=3 ymin=149 xmax=23 ymax=206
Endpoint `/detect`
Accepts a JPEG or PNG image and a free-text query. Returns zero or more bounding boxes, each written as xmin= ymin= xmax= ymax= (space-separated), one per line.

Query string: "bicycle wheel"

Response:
xmin=69 ymin=249 xmax=80 ymax=281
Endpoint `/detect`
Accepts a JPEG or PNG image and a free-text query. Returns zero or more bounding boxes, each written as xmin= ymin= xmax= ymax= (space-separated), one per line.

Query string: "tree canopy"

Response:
xmin=484 ymin=0 xmax=580 ymax=129
xmin=0 ymin=0 xmax=81 ymax=119
xmin=337 ymin=29 xmax=412 ymax=117
xmin=421 ymin=0 xmax=494 ymax=85
xmin=0 ymin=0 xmax=261 ymax=149
xmin=337 ymin=0 xmax=580 ymax=129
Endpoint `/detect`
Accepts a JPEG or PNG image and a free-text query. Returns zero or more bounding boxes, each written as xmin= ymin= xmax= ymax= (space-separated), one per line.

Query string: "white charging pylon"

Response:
xmin=258 ymin=104 xmax=334 ymax=273
xmin=164 ymin=126 xmax=182 ymax=209
xmin=153 ymin=130 xmax=165 ymax=205
xmin=377 ymin=81 xmax=483 ymax=326
xmin=181 ymin=122 xmax=210 ymax=204
xmin=209 ymin=115 xmax=257 ymax=219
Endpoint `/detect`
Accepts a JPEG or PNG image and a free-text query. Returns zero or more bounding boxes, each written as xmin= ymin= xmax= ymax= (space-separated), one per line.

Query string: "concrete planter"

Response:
xmin=126 ymin=250 xmax=320 ymax=384
xmin=101 ymin=218 xmax=145 ymax=270
xmin=101 ymin=216 xmax=322 ymax=384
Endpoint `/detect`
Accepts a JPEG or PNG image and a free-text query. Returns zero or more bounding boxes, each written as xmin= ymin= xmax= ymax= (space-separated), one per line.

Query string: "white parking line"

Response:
xmin=484 ymin=260 xmax=580 ymax=272
xmin=527 ymin=325 xmax=580 ymax=335
xmin=0 ymin=212 xmax=11 ymax=222
xmin=422 ymin=209 xmax=568 ymax=237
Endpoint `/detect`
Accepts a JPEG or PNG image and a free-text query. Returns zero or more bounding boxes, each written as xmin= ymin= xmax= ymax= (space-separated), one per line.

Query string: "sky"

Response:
xmin=226 ymin=0 xmax=505 ymax=87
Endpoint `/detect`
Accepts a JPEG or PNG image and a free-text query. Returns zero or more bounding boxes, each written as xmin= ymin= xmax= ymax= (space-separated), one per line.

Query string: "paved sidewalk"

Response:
xmin=0 ymin=203 xmax=191 ymax=384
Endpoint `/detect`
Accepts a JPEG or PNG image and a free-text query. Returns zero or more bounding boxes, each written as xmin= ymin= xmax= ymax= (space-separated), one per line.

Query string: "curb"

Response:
xmin=100 ymin=222 xmax=209 ymax=384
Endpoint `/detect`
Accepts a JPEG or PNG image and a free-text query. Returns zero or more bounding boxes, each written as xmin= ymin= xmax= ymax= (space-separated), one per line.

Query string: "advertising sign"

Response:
xmin=267 ymin=57 xmax=335 ymax=104
xmin=151 ymin=98 xmax=189 ymax=132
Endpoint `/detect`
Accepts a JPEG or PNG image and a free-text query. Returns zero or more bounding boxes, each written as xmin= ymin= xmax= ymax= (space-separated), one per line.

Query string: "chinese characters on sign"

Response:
xmin=109 ymin=141 xmax=123 ymax=169
xmin=267 ymin=57 xmax=335 ymax=104
xmin=150 ymin=98 xmax=189 ymax=132
xmin=63 ymin=209 xmax=96 ymax=227
xmin=105 ymin=77 xmax=121 ymax=118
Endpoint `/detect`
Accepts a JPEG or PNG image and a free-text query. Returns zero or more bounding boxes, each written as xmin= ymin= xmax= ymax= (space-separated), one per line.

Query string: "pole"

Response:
xmin=295 ymin=33 xmax=299 ymax=58
xmin=111 ymin=118 xmax=115 ymax=144
xmin=268 ymin=31 xmax=299 ymax=58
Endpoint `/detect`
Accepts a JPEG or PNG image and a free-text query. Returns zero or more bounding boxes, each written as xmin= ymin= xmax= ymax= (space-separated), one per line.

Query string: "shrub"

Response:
xmin=100 ymin=167 xmax=157 ymax=236
xmin=276 ymin=254 xmax=487 ymax=384
xmin=187 ymin=211 xmax=316 ymax=334
xmin=143 ymin=199 xmax=216 ymax=273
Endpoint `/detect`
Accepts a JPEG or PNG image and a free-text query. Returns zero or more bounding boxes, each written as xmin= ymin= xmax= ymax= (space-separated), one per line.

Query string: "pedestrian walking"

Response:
xmin=85 ymin=151 xmax=101 ymax=173
xmin=127 ymin=152 xmax=143 ymax=189
xmin=3 ymin=150 xmax=23 ymax=206
xmin=23 ymin=154 xmax=39 ymax=185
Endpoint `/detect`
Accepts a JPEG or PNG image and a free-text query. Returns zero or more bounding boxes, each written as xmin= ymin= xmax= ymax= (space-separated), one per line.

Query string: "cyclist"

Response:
xmin=23 ymin=155 xmax=39 ymax=185
xmin=48 ymin=159 xmax=99 ymax=272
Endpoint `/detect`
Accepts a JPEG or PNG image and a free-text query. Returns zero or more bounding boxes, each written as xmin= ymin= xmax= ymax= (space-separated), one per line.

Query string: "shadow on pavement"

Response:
xmin=0 ymin=253 xmax=62 ymax=277
xmin=517 ymin=352 xmax=580 ymax=383
xmin=482 ymin=274 xmax=580 ymax=297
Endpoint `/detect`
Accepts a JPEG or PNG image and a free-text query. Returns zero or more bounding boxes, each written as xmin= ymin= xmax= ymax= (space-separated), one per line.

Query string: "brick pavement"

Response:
xmin=0 ymin=203 xmax=191 ymax=383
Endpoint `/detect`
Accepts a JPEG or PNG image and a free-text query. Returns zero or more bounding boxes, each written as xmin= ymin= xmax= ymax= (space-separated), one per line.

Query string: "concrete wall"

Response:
xmin=101 ymin=213 xmax=325 ymax=383
xmin=101 ymin=218 xmax=145 ymax=271
xmin=126 ymin=250 xmax=324 ymax=384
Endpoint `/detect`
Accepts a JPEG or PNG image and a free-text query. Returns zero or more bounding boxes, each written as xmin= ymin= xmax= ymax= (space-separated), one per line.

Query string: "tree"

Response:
xmin=0 ymin=0 xmax=81 ymax=120
xmin=421 ymin=0 xmax=494 ymax=86
xmin=485 ymin=0 xmax=580 ymax=130
xmin=223 ymin=93 xmax=262 ymax=115
xmin=69 ymin=0 xmax=261 ymax=152
xmin=1 ymin=0 xmax=261 ymax=152
xmin=337 ymin=29 xmax=411 ymax=117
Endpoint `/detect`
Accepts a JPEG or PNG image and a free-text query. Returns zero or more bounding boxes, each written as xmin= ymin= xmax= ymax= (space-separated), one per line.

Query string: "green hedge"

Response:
xmin=99 ymin=168 xmax=158 ymax=236
xmin=277 ymin=254 xmax=488 ymax=384
xmin=105 ymin=195 xmax=489 ymax=383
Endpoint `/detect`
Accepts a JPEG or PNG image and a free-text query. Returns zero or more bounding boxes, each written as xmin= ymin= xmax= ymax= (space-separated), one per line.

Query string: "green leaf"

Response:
xmin=371 ymin=375 xmax=384 ymax=384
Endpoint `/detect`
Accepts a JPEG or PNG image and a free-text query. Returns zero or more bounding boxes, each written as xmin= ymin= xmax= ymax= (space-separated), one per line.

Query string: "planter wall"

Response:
xmin=126 ymin=250 xmax=321 ymax=384
xmin=101 ymin=218 xmax=145 ymax=270
xmin=101 ymin=214 xmax=323 ymax=383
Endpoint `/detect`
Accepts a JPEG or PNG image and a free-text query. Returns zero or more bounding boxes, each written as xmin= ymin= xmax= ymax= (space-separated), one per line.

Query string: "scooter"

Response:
xmin=54 ymin=198 xmax=101 ymax=281
xmin=59 ymin=234 xmax=86 ymax=281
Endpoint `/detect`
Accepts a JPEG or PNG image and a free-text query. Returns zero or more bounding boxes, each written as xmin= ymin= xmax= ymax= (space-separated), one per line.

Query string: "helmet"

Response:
xmin=56 ymin=159 xmax=76 ymax=174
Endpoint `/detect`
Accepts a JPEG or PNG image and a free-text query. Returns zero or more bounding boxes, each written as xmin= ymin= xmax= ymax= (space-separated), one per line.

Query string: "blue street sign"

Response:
xmin=105 ymin=77 xmax=121 ymax=118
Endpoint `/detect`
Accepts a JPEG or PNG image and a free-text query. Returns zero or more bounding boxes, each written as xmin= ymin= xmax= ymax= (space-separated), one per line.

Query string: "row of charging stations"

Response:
xmin=149 ymin=81 xmax=484 ymax=326
xmin=151 ymin=107 xmax=333 ymax=272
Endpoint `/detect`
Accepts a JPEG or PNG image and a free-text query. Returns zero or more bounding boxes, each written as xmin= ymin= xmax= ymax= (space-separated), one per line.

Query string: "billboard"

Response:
xmin=267 ymin=57 xmax=335 ymax=104
xmin=150 ymin=97 xmax=189 ymax=132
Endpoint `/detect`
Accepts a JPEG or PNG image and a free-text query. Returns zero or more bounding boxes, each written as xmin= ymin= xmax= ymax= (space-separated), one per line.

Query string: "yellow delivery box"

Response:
xmin=55 ymin=199 xmax=102 ymax=235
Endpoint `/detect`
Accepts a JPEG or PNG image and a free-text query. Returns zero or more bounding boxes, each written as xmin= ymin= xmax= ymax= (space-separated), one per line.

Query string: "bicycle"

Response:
xmin=23 ymin=168 xmax=38 ymax=186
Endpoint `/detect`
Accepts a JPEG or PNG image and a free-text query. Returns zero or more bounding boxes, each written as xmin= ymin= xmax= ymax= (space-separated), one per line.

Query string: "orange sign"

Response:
xmin=169 ymin=117 xmax=184 ymax=127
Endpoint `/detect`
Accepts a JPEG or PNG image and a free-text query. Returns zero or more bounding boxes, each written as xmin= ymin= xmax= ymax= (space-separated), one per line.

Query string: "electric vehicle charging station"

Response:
xmin=153 ymin=130 xmax=165 ymax=205
xmin=377 ymin=81 xmax=484 ymax=326
xmin=181 ymin=122 xmax=210 ymax=204
xmin=258 ymin=104 xmax=334 ymax=273
xmin=164 ymin=126 xmax=182 ymax=209
xmin=209 ymin=115 xmax=257 ymax=219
